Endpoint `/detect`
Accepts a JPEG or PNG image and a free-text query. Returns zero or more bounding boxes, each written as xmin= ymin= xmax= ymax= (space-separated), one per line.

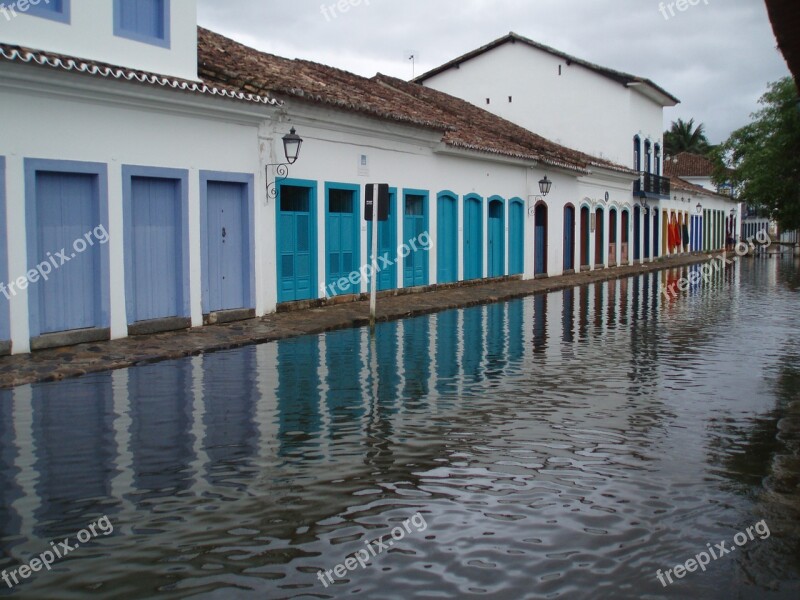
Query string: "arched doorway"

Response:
xmin=508 ymin=199 xmax=524 ymax=275
xmin=563 ymin=204 xmax=575 ymax=272
xmin=488 ymin=198 xmax=505 ymax=278
xmin=463 ymin=194 xmax=483 ymax=280
xmin=621 ymin=209 xmax=630 ymax=265
xmin=580 ymin=206 xmax=590 ymax=269
xmin=633 ymin=206 xmax=641 ymax=262
xmin=594 ymin=207 xmax=604 ymax=267
xmin=608 ymin=208 xmax=617 ymax=267
xmin=653 ymin=210 xmax=660 ymax=258
xmin=534 ymin=203 xmax=548 ymax=276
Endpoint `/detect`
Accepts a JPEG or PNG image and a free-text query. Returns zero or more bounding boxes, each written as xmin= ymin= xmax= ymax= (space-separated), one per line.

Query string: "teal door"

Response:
xmin=326 ymin=185 xmax=359 ymax=296
xmin=563 ymin=205 xmax=575 ymax=271
xmin=278 ymin=183 xmax=315 ymax=303
xmin=403 ymin=193 xmax=428 ymax=288
xmin=509 ymin=200 xmax=524 ymax=275
xmin=437 ymin=193 xmax=458 ymax=283
xmin=488 ymin=199 xmax=504 ymax=278
xmin=463 ymin=195 xmax=483 ymax=280
xmin=367 ymin=189 xmax=397 ymax=291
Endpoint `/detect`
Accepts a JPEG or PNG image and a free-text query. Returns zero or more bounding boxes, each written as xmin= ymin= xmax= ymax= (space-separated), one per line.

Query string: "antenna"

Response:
xmin=404 ymin=50 xmax=419 ymax=79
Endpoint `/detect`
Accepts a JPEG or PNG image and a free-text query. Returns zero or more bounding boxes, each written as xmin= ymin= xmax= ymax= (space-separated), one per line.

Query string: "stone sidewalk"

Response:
xmin=0 ymin=253 xmax=714 ymax=389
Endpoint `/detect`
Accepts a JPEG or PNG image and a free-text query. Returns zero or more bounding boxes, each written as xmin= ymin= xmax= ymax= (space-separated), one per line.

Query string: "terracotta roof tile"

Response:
xmin=664 ymin=152 xmax=716 ymax=177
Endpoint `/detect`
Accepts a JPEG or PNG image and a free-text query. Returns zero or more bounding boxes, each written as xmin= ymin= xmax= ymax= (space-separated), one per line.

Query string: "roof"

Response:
xmin=664 ymin=152 xmax=715 ymax=178
xmin=414 ymin=32 xmax=680 ymax=106
xmin=670 ymin=175 xmax=731 ymax=201
xmin=197 ymin=28 xmax=634 ymax=175
xmin=0 ymin=44 xmax=279 ymax=106
xmin=765 ymin=0 xmax=800 ymax=90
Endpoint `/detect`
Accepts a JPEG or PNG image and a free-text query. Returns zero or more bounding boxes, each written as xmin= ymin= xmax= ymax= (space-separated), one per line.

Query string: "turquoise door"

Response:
xmin=129 ymin=177 xmax=183 ymax=323
xmin=31 ymin=172 xmax=102 ymax=335
xmin=535 ymin=204 xmax=548 ymax=276
xmin=403 ymin=193 xmax=428 ymax=288
xmin=326 ymin=185 xmax=359 ymax=296
xmin=437 ymin=193 xmax=458 ymax=283
xmin=278 ymin=183 xmax=315 ymax=302
xmin=488 ymin=199 xmax=504 ymax=278
xmin=563 ymin=205 xmax=575 ymax=271
xmin=509 ymin=200 xmax=524 ymax=275
xmin=463 ymin=195 xmax=483 ymax=280
xmin=205 ymin=181 xmax=249 ymax=312
xmin=367 ymin=190 xmax=397 ymax=291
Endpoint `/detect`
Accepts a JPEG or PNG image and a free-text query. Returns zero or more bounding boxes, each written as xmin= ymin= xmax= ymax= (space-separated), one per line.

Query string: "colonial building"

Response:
xmin=0 ymin=1 xmax=737 ymax=356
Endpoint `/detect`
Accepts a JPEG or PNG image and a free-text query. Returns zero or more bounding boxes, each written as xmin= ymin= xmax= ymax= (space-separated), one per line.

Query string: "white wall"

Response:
xmin=0 ymin=0 xmax=198 ymax=80
xmin=421 ymin=42 xmax=668 ymax=169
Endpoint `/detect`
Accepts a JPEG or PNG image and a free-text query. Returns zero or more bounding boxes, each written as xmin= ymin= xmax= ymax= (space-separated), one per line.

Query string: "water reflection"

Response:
xmin=0 ymin=256 xmax=798 ymax=598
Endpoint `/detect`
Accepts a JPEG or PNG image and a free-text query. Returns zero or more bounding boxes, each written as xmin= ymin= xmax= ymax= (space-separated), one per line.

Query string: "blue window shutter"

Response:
xmin=25 ymin=0 xmax=70 ymax=23
xmin=114 ymin=0 xmax=170 ymax=48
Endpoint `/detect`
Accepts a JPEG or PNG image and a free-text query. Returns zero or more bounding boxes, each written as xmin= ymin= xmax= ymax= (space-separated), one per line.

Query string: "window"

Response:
xmin=644 ymin=140 xmax=652 ymax=174
xmin=114 ymin=0 xmax=170 ymax=48
xmin=328 ymin=189 xmax=353 ymax=214
xmin=633 ymin=136 xmax=641 ymax=172
xmin=25 ymin=0 xmax=70 ymax=23
xmin=405 ymin=195 xmax=424 ymax=216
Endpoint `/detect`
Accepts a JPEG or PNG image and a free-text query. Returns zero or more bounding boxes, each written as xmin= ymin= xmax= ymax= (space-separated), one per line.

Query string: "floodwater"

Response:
xmin=1 ymin=256 xmax=799 ymax=599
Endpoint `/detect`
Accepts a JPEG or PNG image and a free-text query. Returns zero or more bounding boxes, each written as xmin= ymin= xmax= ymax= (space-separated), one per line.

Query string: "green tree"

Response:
xmin=664 ymin=118 xmax=712 ymax=156
xmin=715 ymin=78 xmax=800 ymax=230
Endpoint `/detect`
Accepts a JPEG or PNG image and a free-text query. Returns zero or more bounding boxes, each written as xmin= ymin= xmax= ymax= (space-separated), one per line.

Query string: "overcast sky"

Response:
xmin=197 ymin=0 xmax=790 ymax=144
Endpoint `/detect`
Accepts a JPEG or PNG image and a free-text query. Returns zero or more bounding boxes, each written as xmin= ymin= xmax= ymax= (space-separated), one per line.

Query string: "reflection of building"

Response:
xmin=0 ymin=2 xmax=737 ymax=357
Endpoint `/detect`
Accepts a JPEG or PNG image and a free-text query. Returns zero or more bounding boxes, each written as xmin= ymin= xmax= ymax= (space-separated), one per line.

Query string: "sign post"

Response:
xmin=365 ymin=184 xmax=389 ymax=334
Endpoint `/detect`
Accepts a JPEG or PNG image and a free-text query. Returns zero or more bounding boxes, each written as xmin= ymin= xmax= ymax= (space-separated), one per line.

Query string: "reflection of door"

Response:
xmin=488 ymin=199 xmax=504 ymax=277
xmin=403 ymin=194 xmax=428 ymax=287
xmin=621 ymin=210 xmax=629 ymax=264
xmin=326 ymin=186 xmax=358 ymax=296
xmin=437 ymin=194 xmax=457 ymax=283
xmin=367 ymin=190 xmax=397 ymax=291
xmin=278 ymin=184 xmax=315 ymax=302
xmin=580 ymin=206 xmax=590 ymax=268
xmin=509 ymin=200 xmax=524 ymax=275
xmin=535 ymin=204 xmax=547 ymax=276
xmin=206 ymin=181 xmax=248 ymax=312
xmin=563 ymin=205 xmax=575 ymax=271
xmin=595 ymin=208 xmax=604 ymax=266
xmin=463 ymin=195 xmax=483 ymax=280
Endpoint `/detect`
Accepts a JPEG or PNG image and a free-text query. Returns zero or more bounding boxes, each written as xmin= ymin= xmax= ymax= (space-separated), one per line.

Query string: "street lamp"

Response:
xmin=266 ymin=127 xmax=304 ymax=199
xmin=696 ymin=202 xmax=703 ymax=215
xmin=539 ymin=175 xmax=552 ymax=197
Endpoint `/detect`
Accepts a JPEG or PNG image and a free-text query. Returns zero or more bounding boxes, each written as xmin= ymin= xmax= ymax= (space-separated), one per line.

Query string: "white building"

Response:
xmin=0 ymin=2 xmax=737 ymax=356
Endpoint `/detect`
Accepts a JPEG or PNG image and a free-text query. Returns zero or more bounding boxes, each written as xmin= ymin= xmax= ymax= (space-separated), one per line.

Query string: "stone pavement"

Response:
xmin=0 ymin=253 xmax=716 ymax=389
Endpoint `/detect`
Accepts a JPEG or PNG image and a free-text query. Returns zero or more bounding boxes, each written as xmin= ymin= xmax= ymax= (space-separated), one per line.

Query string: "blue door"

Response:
xmin=326 ymin=185 xmax=359 ymax=296
xmin=653 ymin=212 xmax=660 ymax=258
xmin=33 ymin=172 xmax=101 ymax=334
xmin=463 ymin=195 xmax=483 ymax=280
xmin=437 ymin=193 xmax=458 ymax=283
xmin=205 ymin=181 xmax=249 ymax=312
xmin=129 ymin=176 xmax=183 ymax=323
xmin=367 ymin=190 xmax=397 ymax=291
xmin=595 ymin=208 xmax=604 ymax=266
xmin=488 ymin=199 xmax=504 ymax=278
xmin=509 ymin=200 xmax=524 ymax=275
xmin=644 ymin=211 xmax=651 ymax=259
xmin=403 ymin=193 xmax=428 ymax=288
xmin=278 ymin=184 xmax=315 ymax=302
xmin=563 ymin=205 xmax=575 ymax=271
xmin=535 ymin=204 xmax=548 ymax=276
xmin=634 ymin=207 xmax=641 ymax=261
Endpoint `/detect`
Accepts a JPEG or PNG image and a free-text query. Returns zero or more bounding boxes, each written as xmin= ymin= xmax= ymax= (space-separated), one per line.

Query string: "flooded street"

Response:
xmin=1 ymin=256 xmax=799 ymax=599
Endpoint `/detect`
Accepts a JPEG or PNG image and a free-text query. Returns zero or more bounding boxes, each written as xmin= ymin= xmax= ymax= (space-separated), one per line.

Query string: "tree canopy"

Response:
xmin=714 ymin=77 xmax=800 ymax=231
xmin=664 ymin=118 xmax=712 ymax=156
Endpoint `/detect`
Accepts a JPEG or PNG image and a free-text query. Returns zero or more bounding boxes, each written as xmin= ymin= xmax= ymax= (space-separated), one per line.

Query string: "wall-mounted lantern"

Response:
xmin=539 ymin=175 xmax=552 ymax=197
xmin=266 ymin=127 xmax=304 ymax=199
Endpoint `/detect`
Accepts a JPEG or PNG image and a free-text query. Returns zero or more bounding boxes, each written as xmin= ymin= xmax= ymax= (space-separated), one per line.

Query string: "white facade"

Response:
xmin=417 ymin=37 xmax=676 ymax=169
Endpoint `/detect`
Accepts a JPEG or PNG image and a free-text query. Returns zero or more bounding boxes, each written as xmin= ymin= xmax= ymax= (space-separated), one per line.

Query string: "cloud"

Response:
xmin=197 ymin=0 xmax=790 ymax=143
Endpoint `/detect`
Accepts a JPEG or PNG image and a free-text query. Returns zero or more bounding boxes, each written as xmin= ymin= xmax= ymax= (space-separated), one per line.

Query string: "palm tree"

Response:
xmin=664 ymin=118 xmax=712 ymax=156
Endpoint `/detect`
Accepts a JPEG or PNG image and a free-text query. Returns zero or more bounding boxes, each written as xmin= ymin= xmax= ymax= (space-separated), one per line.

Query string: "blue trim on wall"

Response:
xmin=23 ymin=158 xmax=110 ymax=337
xmin=0 ymin=157 xmax=8 ymax=342
xmin=324 ymin=182 xmax=361 ymax=295
xmin=24 ymin=0 xmax=70 ymax=23
xmin=113 ymin=0 xmax=171 ymax=49
xmin=199 ymin=171 xmax=255 ymax=313
xmin=276 ymin=178 xmax=318 ymax=302
xmin=121 ymin=165 xmax=189 ymax=323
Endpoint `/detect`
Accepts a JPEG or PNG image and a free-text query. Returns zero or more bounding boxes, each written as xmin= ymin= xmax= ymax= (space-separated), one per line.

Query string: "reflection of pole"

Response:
xmin=370 ymin=185 xmax=379 ymax=334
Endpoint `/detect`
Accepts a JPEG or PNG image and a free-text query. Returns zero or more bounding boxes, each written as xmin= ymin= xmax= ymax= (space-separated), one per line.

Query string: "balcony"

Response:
xmin=634 ymin=173 xmax=671 ymax=199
